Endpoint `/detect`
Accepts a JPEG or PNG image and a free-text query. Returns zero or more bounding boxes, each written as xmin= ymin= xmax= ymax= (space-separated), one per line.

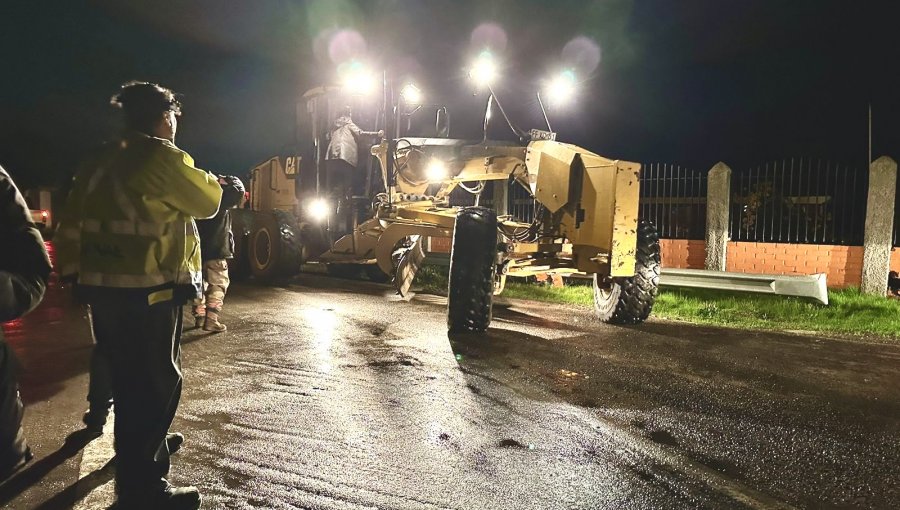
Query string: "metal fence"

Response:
xmin=445 ymin=158 xmax=871 ymax=247
xmin=508 ymin=180 xmax=536 ymax=223
xmin=448 ymin=180 xmax=537 ymax=223
xmin=729 ymin=159 xmax=867 ymax=245
xmin=449 ymin=163 xmax=710 ymax=238
xmin=639 ymin=163 xmax=707 ymax=240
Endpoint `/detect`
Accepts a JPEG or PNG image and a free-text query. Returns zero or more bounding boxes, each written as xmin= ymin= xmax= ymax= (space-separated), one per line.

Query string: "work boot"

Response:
xmin=116 ymin=481 xmax=202 ymax=510
xmin=203 ymin=308 xmax=226 ymax=332
xmin=166 ymin=432 xmax=184 ymax=455
xmin=83 ymin=407 xmax=109 ymax=435
xmin=191 ymin=305 xmax=205 ymax=329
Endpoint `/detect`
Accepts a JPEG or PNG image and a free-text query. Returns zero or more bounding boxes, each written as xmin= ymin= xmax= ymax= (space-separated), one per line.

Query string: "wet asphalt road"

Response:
xmin=2 ymin=272 xmax=899 ymax=509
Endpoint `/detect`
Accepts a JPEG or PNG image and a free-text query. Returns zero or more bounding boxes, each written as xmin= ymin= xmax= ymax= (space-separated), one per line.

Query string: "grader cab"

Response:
xmin=232 ymin=82 xmax=660 ymax=332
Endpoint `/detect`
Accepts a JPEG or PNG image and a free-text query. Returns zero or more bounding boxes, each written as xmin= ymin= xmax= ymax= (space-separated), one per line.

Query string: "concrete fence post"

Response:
xmin=861 ymin=156 xmax=898 ymax=295
xmin=705 ymin=162 xmax=731 ymax=271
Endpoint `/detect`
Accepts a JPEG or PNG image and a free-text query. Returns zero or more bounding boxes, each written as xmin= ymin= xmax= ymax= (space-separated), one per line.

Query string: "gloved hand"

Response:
xmin=217 ymin=175 xmax=246 ymax=210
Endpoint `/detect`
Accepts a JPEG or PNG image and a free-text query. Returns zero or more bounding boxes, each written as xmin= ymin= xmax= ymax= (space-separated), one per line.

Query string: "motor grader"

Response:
xmin=231 ymin=83 xmax=660 ymax=332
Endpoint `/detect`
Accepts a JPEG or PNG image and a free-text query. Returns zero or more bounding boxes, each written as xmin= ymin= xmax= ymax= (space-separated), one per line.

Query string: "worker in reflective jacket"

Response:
xmin=55 ymin=81 xmax=221 ymax=510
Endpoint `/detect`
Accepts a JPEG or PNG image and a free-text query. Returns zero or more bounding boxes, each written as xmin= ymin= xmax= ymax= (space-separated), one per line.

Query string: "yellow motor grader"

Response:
xmin=232 ymin=83 xmax=660 ymax=332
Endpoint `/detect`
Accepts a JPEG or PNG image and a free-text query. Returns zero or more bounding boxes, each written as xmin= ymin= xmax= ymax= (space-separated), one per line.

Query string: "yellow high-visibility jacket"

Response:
xmin=55 ymin=132 xmax=223 ymax=305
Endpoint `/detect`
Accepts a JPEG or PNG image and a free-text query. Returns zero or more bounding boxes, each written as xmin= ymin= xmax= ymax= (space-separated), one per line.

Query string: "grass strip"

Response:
xmin=415 ymin=265 xmax=900 ymax=338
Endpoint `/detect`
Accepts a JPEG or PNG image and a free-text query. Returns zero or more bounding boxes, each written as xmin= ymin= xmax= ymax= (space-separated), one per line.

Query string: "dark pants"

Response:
xmin=87 ymin=311 xmax=113 ymax=413
xmin=326 ymin=159 xmax=356 ymax=196
xmin=0 ymin=341 xmax=27 ymax=473
xmin=90 ymin=299 xmax=183 ymax=493
xmin=326 ymin=159 xmax=369 ymax=236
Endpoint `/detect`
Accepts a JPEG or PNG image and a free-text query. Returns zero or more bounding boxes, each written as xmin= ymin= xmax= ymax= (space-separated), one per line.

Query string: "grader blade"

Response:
xmin=394 ymin=235 xmax=426 ymax=298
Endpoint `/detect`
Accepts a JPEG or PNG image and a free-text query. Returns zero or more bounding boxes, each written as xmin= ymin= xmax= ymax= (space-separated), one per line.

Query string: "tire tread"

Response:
xmin=447 ymin=207 xmax=498 ymax=332
xmin=594 ymin=221 xmax=661 ymax=324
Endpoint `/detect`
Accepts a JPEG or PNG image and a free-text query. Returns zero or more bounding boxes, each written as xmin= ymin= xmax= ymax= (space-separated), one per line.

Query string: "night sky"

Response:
xmin=0 ymin=0 xmax=896 ymax=190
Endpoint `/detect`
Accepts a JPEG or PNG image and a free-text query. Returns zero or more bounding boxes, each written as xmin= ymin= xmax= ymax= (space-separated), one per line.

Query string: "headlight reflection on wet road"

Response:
xmin=303 ymin=306 xmax=338 ymax=373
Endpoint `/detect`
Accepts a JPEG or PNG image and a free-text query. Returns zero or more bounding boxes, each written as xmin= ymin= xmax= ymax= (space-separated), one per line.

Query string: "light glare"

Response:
xmin=469 ymin=51 xmax=498 ymax=87
xmin=340 ymin=60 xmax=376 ymax=95
xmin=425 ymin=158 xmax=448 ymax=181
xmin=546 ymin=69 xmax=577 ymax=106
xmin=308 ymin=198 xmax=330 ymax=221
xmin=400 ymin=83 xmax=423 ymax=104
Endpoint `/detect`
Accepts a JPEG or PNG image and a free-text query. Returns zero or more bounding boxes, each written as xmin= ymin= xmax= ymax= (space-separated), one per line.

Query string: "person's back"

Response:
xmin=60 ymin=133 xmax=219 ymax=301
xmin=55 ymin=81 xmax=221 ymax=510
xmin=328 ymin=114 xmax=362 ymax=167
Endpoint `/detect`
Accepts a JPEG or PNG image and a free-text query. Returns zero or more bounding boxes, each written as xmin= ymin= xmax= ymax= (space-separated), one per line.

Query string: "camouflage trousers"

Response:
xmin=192 ymin=259 xmax=230 ymax=315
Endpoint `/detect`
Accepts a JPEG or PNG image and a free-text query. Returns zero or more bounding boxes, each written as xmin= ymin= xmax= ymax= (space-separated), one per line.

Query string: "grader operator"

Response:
xmin=232 ymin=63 xmax=660 ymax=333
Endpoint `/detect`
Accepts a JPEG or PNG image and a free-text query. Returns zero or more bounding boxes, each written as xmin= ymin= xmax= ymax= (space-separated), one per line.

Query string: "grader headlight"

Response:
xmin=307 ymin=198 xmax=330 ymax=222
xmin=424 ymin=158 xmax=448 ymax=182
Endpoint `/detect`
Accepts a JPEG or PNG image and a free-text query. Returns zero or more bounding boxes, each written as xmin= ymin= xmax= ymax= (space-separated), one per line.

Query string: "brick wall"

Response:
xmin=658 ymin=239 xmax=706 ymax=269
xmin=437 ymin=237 xmax=898 ymax=289
xmin=657 ymin=239 xmax=889 ymax=288
xmin=724 ymin=242 xmax=863 ymax=288
xmin=890 ymin=248 xmax=900 ymax=274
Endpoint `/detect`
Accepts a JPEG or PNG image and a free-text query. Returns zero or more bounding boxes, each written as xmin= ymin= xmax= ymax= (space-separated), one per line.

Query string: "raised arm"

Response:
xmin=129 ymin=141 xmax=223 ymax=220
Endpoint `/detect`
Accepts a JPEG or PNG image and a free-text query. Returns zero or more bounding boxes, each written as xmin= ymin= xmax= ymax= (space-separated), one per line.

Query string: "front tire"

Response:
xmin=593 ymin=220 xmax=661 ymax=324
xmin=447 ymin=207 xmax=498 ymax=332
xmin=249 ymin=212 xmax=301 ymax=282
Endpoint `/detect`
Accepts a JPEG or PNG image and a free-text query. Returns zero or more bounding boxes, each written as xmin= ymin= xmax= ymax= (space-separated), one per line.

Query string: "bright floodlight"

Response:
xmin=340 ymin=61 xmax=376 ymax=95
xmin=424 ymin=158 xmax=448 ymax=181
xmin=307 ymin=198 xmax=330 ymax=221
xmin=546 ymin=69 xmax=577 ymax=106
xmin=469 ymin=51 xmax=498 ymax=87
xmin=400 ymin=83 xmax=423 ymax=104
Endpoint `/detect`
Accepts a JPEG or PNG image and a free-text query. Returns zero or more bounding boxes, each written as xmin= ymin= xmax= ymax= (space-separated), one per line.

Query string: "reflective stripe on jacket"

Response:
xmin=55 ymin=132 xmax=222 ymax=303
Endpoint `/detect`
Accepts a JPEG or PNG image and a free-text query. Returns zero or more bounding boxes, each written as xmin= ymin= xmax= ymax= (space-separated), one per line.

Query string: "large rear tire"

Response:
xmin=249 ymin=212 xmax=302 ymax=282
xmin=447 ymin=207 xmax=498 ymax=333
xmin=593 ymin=220 xmax=661 ymax=324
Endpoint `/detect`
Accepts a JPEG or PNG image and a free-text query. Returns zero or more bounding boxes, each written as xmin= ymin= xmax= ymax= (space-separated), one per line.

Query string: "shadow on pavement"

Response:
xmin=491 ymin=306 xmax=580 ymax=331
xmin=31 ymin=458 xmax=115 ymax=510
xmin=0 ymin=429 xmax=102 ymax=507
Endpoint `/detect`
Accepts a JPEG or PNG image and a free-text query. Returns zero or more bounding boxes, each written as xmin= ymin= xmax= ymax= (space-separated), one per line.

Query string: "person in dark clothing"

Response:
xmin=191 ymin=175 xmax=245 ymax=332
xmin=0 ymin=165 xmax=51 ymax=479
xmin=56 ymin=82 xmax=221 ymax=510
xmin=325 ymin=106 xmax=382 ymax=194
xmin=325 ymin=106 xmax=382 ymax=234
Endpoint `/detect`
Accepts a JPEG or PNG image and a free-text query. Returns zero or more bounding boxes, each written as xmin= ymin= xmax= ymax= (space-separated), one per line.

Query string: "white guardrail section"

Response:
xmin=423 ymin=252 xmax=829 ymax=305
xmin=659 ymin=269 xmax=829 ymax=305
